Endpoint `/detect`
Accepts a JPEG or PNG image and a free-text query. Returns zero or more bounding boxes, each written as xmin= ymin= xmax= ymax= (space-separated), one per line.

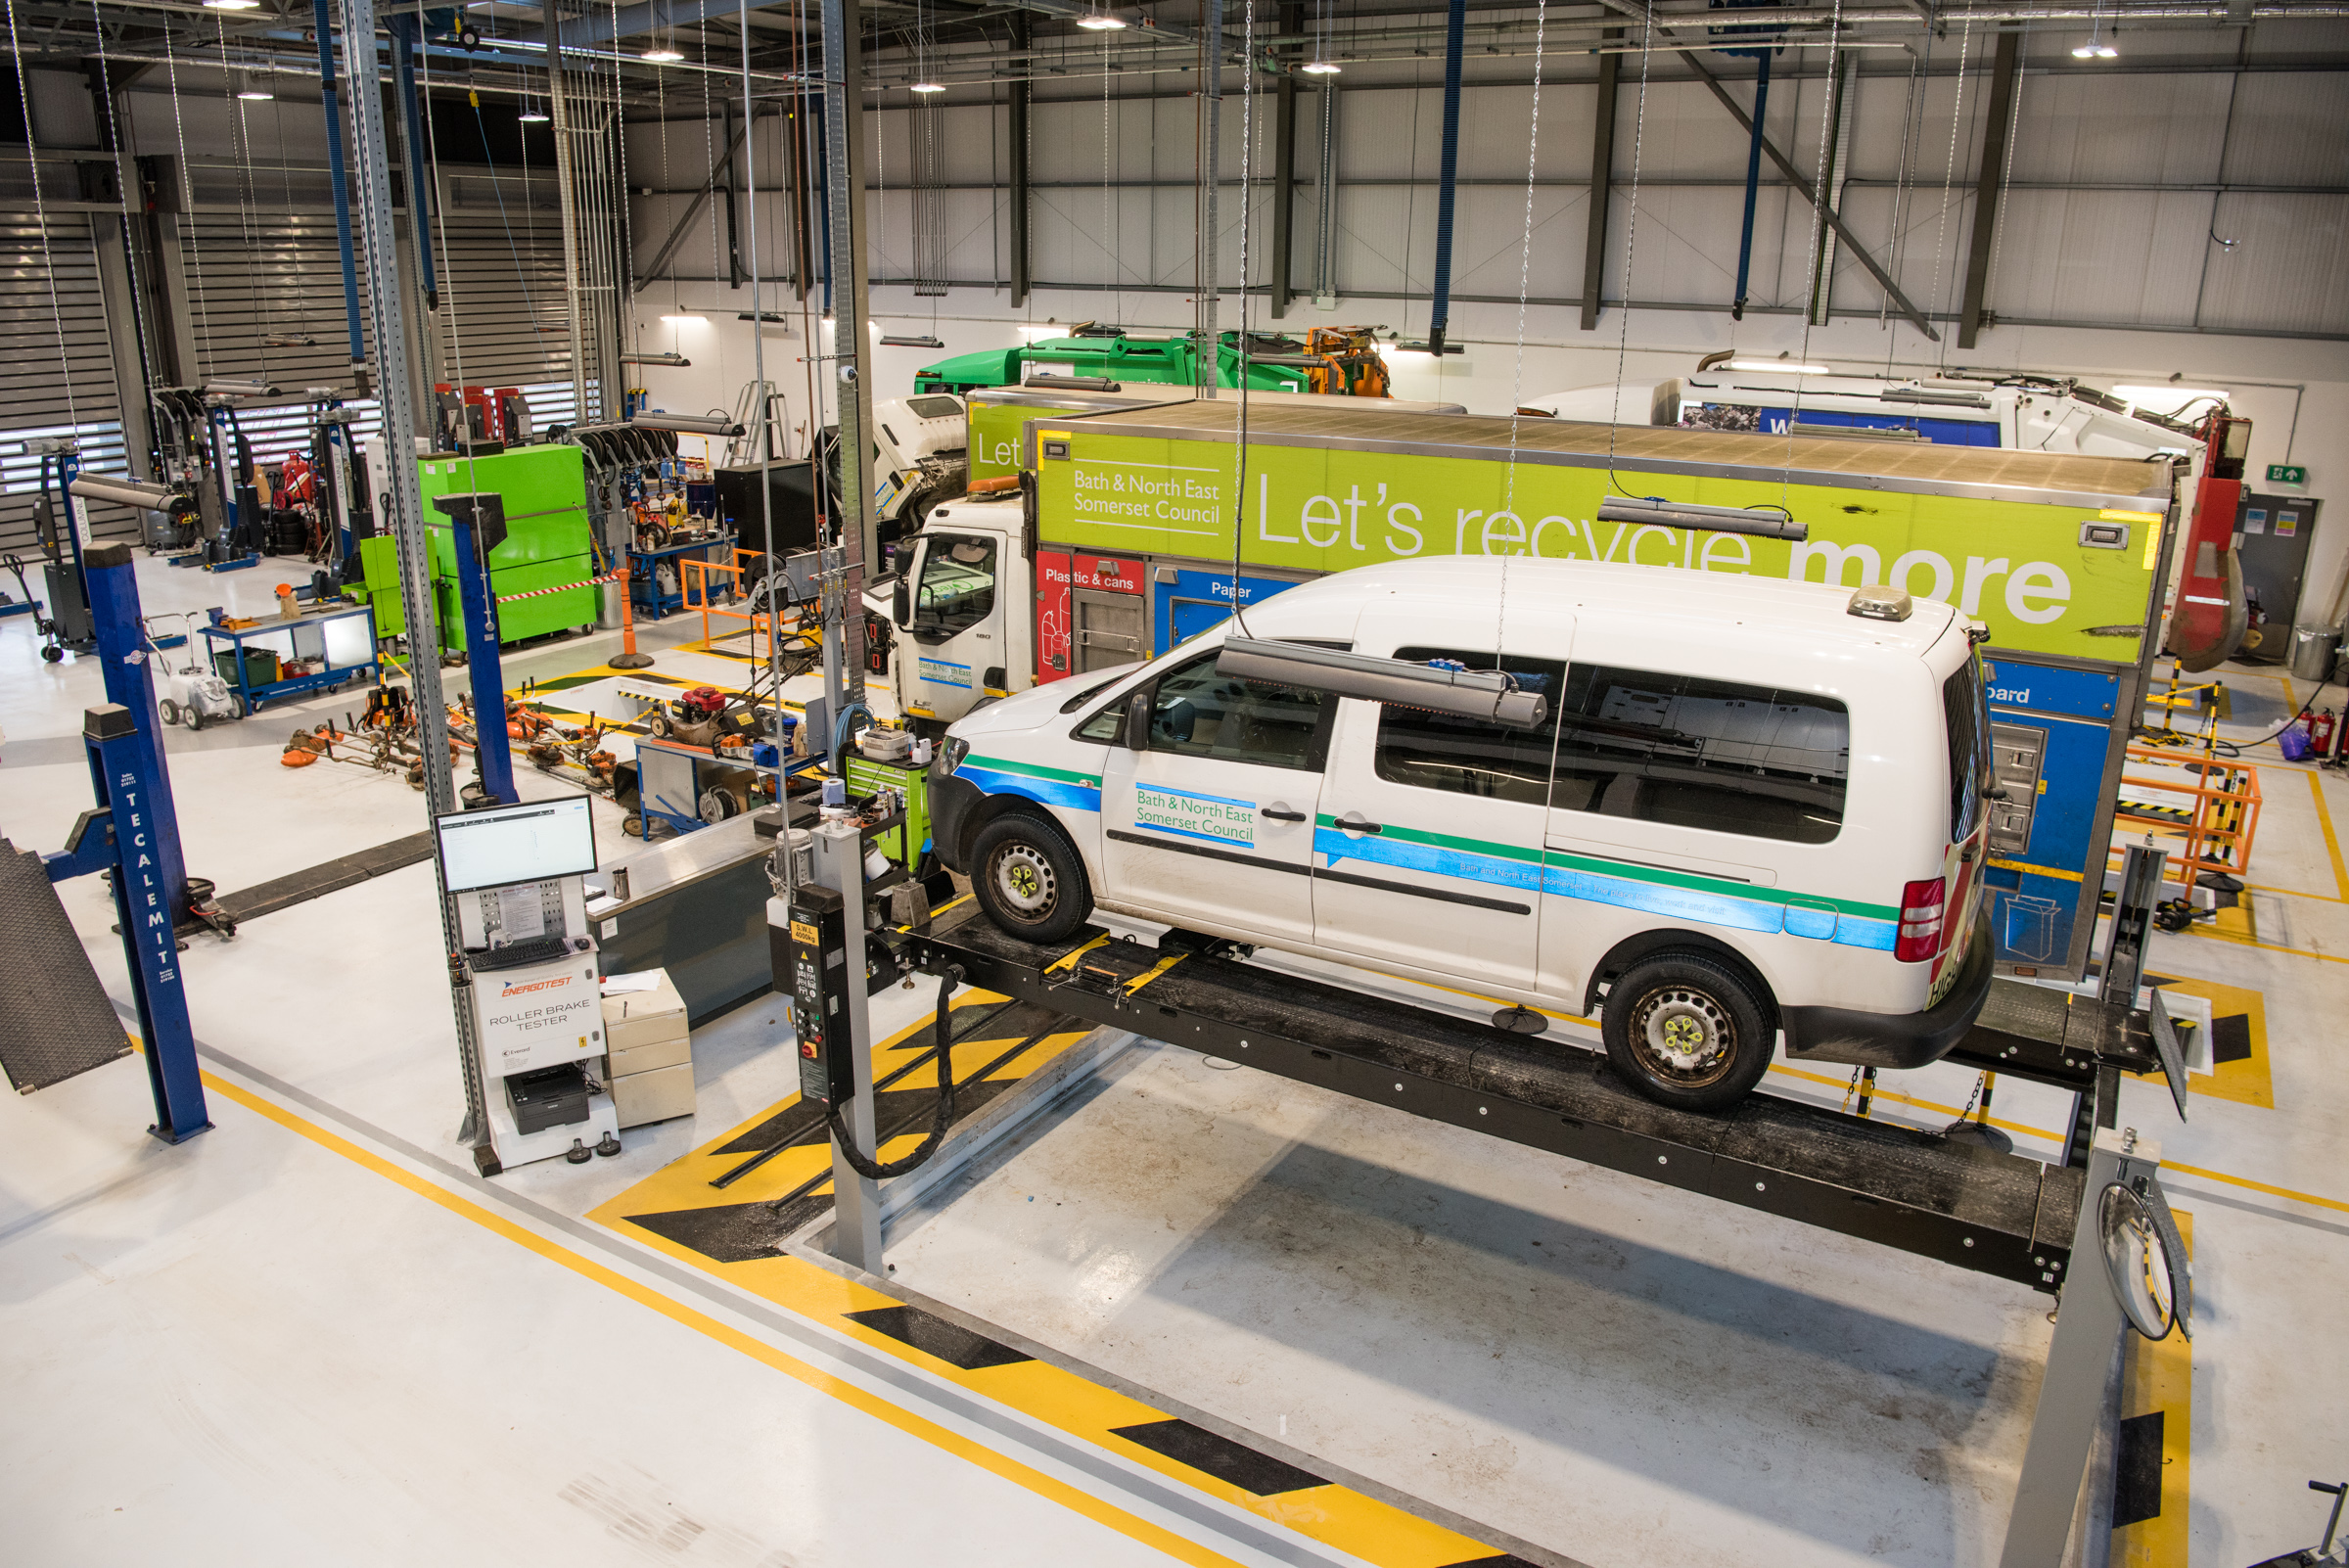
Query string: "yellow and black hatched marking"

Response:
xmin=591 ymin=986 xmax=1091 ymax=1261
xmin=2110 ymin=1211 xmax=2193 ymax=1567
xmin=591 ymin=959 xmax=1540 ymax=1567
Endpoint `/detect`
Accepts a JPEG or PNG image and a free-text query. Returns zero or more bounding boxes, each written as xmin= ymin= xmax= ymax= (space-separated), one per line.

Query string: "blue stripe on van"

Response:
xmin=1316 ymin=821 xmax=1901 ymax=952
xmin=959 ymin=761 xmax=1103 ymax=814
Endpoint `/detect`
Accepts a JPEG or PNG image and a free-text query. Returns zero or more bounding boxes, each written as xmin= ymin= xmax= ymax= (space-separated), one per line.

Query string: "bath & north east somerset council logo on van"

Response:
xmin=1133 ymin=785 xmax=1257 ymax=848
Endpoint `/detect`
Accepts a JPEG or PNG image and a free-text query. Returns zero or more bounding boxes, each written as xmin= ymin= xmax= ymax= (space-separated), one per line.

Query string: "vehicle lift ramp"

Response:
xmin=901 ymin=900 xmax=2192 ymax=1563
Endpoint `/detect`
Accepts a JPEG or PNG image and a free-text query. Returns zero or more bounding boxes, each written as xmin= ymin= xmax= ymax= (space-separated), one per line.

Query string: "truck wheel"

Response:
xmin=971 ymin=813 xmax=1092 ymax=944
xmin=1600 ymin=951 xmax=1774 ymax=1112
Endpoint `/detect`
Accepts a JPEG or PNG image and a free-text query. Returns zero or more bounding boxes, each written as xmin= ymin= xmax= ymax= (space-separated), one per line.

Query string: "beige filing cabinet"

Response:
xmin=601 ymin=969 xmax=696 ymax=1129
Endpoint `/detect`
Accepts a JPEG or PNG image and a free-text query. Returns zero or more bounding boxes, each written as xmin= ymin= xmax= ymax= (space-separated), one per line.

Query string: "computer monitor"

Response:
xmin=435 ymin=795 xmax=597 ymax=893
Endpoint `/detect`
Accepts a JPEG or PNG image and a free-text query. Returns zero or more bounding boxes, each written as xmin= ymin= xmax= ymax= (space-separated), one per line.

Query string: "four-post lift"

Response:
xmin=776 ymin=798 xmax=2194 ymax=1563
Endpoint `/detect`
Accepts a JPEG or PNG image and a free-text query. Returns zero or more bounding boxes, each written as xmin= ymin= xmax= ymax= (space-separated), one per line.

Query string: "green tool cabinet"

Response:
xmin=356 ymin=447 xmax=599 ymax=650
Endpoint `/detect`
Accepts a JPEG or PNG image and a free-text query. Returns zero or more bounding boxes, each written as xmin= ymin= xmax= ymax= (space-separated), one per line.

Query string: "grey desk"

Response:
xmin=591 ymin=817 xmax=777 ymax=1026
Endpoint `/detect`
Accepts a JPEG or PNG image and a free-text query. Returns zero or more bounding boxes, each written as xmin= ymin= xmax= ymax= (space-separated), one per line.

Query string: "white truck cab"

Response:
xmin=925 ymin=557 xmax=1996 ymax=1112
xmin=884 ymin=496 xmax=1030 ymax=724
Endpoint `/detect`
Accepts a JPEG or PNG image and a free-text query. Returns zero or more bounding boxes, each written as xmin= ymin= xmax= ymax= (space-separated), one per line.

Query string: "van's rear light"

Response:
xmin=1895 ymin=877 xmax=1947 ymax=963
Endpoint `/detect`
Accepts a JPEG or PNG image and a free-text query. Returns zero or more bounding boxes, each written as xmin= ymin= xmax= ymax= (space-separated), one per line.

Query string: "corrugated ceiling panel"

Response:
xmin=2212 ymin=71 xmax=2349 ymax=188
xmin=2005 ymin=69 xmax=2231 ymax=186
xmin=2196 ymin=193 xmax=2349 ymax=336
xmin=1984 ymin=188 xmax=2209 ymax=329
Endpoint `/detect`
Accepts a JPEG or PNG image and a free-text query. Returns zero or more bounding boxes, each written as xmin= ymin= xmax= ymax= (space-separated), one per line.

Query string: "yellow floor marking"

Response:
xmin=2111 ymin=1210 xmax=2192 ymax=1567
xmin=2243 ymin=882 xmax=2348 ymax=906
xmin=1765 ymin=1064 xmax=2065 ymax=1142
xmin=189 ymin=1069 xmax=1251 ymax=1568
xmin=2140 ymin=978 xmax=2274 ymax=1109
xmin=2162 ymin=1162 xmax=2349 ymax=1215
xmin=2311 ymin=770 xmax=2349 ymax=902
xmin=2184 ymin=924 xmax=2349 ymax=967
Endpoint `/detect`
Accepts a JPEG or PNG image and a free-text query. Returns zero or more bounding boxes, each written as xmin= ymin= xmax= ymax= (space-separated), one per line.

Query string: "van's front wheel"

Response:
xmin=1601 ymin=952 xmax=1774 ymax=1111
xmin=971 ymin=814 xmax=1093 ymax=945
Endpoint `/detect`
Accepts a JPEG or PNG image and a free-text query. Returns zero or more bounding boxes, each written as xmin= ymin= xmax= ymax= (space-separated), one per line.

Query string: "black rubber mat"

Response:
xmin=202 ymin=831 xmax=435 ymax=929
xmin=2111 ymin=1409 xmax=2165 ymax=1527
xmin=0 ymin=839 xmax=134 ymax=1093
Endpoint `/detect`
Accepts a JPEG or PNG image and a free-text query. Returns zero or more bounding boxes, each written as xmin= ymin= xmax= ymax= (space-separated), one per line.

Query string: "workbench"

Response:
xmin=199 ymin=603 xmax=379 ymax=715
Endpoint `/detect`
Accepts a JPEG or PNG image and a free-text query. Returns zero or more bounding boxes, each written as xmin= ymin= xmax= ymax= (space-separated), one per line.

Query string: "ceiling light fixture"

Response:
xmin=236 ymin=73 xmax=274 ymax=101
xmin=659 ymin=313 xmax=707 ymax=323
xmin=201 ymin=0 xmax=261 ymax=10
xmin=1301 ymin=60 xmax=1341 ymax=74
xmin=518 ymin=98 xmax=550 ymax=123
xmin=643 ymin=46 xmax=684 ymax=62
xmin=1077 ymin=9 xmax=1128 ymax=28
xmin=910 ymin=79 xmax=944 ymax=93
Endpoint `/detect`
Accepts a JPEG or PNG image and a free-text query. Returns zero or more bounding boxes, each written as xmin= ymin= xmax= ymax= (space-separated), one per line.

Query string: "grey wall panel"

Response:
xmin=0 ymin=215 xmax=128 ymax=551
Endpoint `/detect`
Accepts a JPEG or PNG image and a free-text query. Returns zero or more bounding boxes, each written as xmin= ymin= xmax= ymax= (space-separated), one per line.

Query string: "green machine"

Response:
xmin=352 ymin=446 xmax=599 ymax=650
xmin=843 ymin=750 xmax=934 ymax=875
xmin=912 ymin=327 xmax=1391 ymax=399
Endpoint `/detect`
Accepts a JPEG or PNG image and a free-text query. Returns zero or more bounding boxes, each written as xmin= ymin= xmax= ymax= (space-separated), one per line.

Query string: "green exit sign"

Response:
xmin=2268 ymin=463 xmax=2308 ymax=485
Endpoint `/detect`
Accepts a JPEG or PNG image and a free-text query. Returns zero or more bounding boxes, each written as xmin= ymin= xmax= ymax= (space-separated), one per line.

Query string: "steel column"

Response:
xmin=814 ymin=821 xmax=884 ymax=1269
xmin=1959 ymin=28 xmax=2022 ymax=350
xmin=820 ymin=0 xmax=876 ymax=703
xmin=1195 ymin=0 xmax=1222 ymax=393
xmin=1684 ymin=52 xmax=1940 ymax=343
xmin=312 ymin=0 xmax=367 ymax=372
xmin=543 ymin=0 xmax=592 ymax=422
xmin=1312 ymin=80 xmax=1337 ymax=304
xmin=1008 ymin=15 xmax=1032 ymax=308
xmin=1579 ymin=42 xmax=1618 ymax=332
xmin=344 ymin=0 xmax=491 ymax=1159
xmin=1269 ymin=2 xmax=1300 ymax=320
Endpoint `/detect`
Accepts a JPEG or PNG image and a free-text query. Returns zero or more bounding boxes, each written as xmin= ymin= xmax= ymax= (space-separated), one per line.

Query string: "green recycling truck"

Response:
xmin=882 ymin=399 xmax=2184 ymax=983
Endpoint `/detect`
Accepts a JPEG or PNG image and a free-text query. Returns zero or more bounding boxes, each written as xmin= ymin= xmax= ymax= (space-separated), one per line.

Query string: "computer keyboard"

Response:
xmin=472 ymin=935 xmax=574 ymax=972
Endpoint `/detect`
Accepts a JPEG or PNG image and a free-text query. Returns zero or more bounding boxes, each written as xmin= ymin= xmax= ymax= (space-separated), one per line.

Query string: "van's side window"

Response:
xmin=1553 ymin=667 xmax=1849 ymax=845
xmin=1146 ymin=655 xmax=1330 ymax=770
xmin=1374 ymin=647 xmax=1565 ymax=807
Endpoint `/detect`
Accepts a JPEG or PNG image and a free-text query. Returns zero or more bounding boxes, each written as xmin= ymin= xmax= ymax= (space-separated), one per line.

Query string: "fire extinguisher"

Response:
xmin=2307 ymin=710 xmax=2337 ymax=754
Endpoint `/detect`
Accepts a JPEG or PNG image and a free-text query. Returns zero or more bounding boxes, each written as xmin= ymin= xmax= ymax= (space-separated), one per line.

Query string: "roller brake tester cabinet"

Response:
xmin=437 ymin=796 xmax=622 ymax=1172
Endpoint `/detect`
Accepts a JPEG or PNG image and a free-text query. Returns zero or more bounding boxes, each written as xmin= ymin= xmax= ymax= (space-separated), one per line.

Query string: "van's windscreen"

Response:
xmin=1553 ymin=668 xmax=1850 ymax=845
xmin=1943 ymin=658 xmax=1990 ymax=842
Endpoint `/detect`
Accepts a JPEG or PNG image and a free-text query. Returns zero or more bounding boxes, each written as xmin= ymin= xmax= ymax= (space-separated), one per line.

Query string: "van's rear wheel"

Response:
xmin=971 ymin=813 xmax=1092 ymax=944
xmin=1601 ymin=951 xmax=1774 ymax=1111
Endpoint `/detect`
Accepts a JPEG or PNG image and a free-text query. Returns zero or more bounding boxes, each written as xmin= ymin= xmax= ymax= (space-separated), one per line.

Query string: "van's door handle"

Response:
xmin=1262 ymin=804 xmax=1308 ymax=822
xmin=1334 ymin=810 xmax=1383 ymax=835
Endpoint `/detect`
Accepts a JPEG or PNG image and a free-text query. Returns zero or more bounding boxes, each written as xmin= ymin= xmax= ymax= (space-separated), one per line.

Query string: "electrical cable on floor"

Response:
xmin=825 ymin=965 xmax=966 ymax=1179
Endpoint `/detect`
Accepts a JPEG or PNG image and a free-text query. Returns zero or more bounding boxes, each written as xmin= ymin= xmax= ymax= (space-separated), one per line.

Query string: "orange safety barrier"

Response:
xmin=2110 ymin=745 xmax=2263 ymax=882
xmin=681 ymin=548 xmax=821 ymax=666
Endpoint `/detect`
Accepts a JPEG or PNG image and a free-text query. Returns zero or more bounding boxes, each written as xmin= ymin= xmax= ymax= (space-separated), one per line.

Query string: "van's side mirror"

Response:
xmin=1123 ymin=691 xmax=1152 ymax=750
xmin=891 ymin=574 xmax=910 ymax=626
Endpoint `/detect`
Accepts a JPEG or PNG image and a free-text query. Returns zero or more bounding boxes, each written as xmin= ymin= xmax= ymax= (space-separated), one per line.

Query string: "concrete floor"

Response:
xmin=4 ymin=552 xmax=2347 ymax=1565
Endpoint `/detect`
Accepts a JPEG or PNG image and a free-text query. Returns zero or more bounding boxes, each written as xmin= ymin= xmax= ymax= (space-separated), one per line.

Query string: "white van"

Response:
xmin=926 ymin=557 xmax=1995 ymax=1110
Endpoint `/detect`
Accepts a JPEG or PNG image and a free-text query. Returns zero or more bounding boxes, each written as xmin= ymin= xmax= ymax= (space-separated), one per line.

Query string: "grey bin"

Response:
xmin=598 ymin=579 xmax=627 ymax=630
xmin=2290 ymin=623 xmax=2342 ymax=683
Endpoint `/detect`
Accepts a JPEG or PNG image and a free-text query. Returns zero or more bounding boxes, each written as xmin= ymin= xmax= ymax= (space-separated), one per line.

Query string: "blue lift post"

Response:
xmin=41 ymin=542 xmax=211 ymax=1143
xmin=432 ymin=490 xmax=517 ymax=806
